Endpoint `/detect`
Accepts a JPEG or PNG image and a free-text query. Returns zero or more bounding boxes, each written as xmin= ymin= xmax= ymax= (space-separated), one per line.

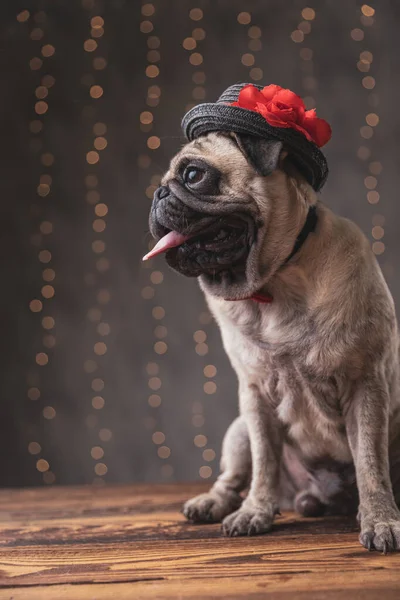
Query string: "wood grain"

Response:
xmin=0 ymin=483 xmax=398 ymax=599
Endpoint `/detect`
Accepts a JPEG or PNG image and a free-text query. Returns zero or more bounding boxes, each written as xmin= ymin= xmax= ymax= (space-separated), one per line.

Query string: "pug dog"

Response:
xmin=144 ymin=127 xmax=400 ymax=553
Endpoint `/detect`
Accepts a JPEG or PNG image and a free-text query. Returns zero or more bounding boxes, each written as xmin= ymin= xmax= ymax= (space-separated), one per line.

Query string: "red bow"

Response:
xmin=231 ymin=84 xmax=331 ymax=148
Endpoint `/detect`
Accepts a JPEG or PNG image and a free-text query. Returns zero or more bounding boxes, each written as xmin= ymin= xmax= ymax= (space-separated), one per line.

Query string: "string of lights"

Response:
xmin=351 ymin=4 xmax=385 ymax=261
xmin=82 ymin=0 xmax=111 ymax=484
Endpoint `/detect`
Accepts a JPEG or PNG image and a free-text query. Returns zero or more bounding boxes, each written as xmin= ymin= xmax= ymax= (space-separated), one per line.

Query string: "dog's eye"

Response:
xmin=184 ymin=167 xmax=204 ymax=185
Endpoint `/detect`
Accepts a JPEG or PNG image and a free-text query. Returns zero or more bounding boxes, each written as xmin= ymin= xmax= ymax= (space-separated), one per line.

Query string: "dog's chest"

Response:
xmin=218 ymin=305 xmax=352 ymax=463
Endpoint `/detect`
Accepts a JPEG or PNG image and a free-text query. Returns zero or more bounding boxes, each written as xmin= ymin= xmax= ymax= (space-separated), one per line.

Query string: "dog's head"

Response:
xmin=147 ymin=132 xmax=314 ymax=300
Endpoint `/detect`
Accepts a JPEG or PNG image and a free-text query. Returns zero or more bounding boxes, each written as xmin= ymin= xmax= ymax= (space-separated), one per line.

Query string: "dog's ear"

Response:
xmin=231 ymin=133 xmax=286 ymax=176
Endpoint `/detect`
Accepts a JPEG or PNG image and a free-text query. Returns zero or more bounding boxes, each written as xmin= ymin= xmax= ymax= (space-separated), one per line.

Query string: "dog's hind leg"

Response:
xmin=182 ymin=415 xmax=251 ymax=523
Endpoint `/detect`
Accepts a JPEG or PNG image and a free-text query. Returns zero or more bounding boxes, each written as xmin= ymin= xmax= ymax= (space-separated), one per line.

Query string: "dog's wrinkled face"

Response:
xmin=148 ymin=132 xmax=307 ymax=300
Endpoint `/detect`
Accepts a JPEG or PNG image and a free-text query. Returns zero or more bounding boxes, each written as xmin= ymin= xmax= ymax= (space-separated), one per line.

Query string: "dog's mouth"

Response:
xmin=143 ymin=216 xmax=253 ymax=278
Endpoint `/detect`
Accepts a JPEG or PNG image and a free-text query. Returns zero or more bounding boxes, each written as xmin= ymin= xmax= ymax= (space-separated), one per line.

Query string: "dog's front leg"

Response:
xmin=222 ymin=382 xmax=282 ymax=536
xmin=345 ymin=377 xmax=400 ymax=552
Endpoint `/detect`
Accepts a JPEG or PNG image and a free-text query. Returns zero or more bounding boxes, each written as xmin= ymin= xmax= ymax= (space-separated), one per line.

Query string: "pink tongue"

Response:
xmin=142 ymin=231 xmax=191 ymax=261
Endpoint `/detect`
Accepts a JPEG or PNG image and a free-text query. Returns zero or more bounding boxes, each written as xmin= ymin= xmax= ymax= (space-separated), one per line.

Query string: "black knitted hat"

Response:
xmin=181 ymin=83 xmax=330 ymax=191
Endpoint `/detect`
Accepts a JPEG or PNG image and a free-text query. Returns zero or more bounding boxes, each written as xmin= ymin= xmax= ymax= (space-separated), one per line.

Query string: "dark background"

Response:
xmin=0 ymin=0 xmax=398 ymax=487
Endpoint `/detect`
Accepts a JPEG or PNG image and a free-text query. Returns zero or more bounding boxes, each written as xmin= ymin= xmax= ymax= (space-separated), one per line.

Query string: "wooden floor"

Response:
xmin=0 ymin=483 xmax=399 ymax=599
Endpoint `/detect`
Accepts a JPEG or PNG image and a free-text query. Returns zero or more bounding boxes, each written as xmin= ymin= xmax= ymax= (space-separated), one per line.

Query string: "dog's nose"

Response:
xmin=155 ymin=185 xmax=170 ymax=200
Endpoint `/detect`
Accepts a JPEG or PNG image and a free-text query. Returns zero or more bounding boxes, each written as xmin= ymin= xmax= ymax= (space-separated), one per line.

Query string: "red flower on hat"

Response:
xmin=231 ymin=84 xmax=331 ymax=148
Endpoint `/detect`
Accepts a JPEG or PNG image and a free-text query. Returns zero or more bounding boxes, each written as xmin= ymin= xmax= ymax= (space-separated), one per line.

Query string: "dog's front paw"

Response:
xmin=182 ymin=490 xmax=242 ymax=523
xmin=221 ymin=503 xmax=276 ymax=537
xmin=360 ymin=512 xmax=400 ymax=553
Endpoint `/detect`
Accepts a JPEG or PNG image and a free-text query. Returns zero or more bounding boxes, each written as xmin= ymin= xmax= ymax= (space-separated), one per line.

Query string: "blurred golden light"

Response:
xmin=189 ymin=52 xmax=203 ymax=65
xmin=147 ymin=135 xmax=160 ymax=149
xmin=291 ymin=30 xmax=304 ymax=43
xmin=91 ymin=446 xmax=104 ymax=459
xmin=149 ymin=377 xmax=161 ymax=391
xmin=92 ymin=396 xmax=105 ymax=409
xmin=203 ymin=449 xmax=216 ymax=461
xmin=86 ymin=151 xmax=99 ymax=164
xmin=94 ymin=342 xmax=107 ymax=356
xmin=150 ymin=271 xmax=163 ymax=284
xmin=94 ymin=203 xmax=108 ymax=217
xmin=372 ymin=241 xmax=385 ymax=255
xmin=94 ymin=136 xmax=107 ymax=150
xmin=40 ymin=174 xmax=52 ymax=184
xmin=367 ymin=191 xmax=380 ymax=204
xmin=140 ymin=111 xmax=153 ymax=125
xmin=350 ymin=28 xmax=364 ymax=41
xmin=28 ymin=387 xmax=40 ymax=401
xmin=88 ymin=308 xmax=102 ymax=322
xmin=302 ymin=7 xmax=316 ymax=20
xmin=366 ymin=113 xmax=379 ymax=126
xmin=30 ymin=120 xmax=43 ymax=133
xmin=97 ymin=322 xmax=110 ymax=336
xmin=298 ymin=21 xmax=311 ymax=34
xmin=90 ymin=85 xmax=104 ymax=99
xmin=192 ymin=27 xmax=205 ymax=40
xmin=146 ymin=65 xmax=159 ymax=78
xmin=248 ymin=26 xmax=261 ymax=39
xmin=91 ymin=28 xmax=104 ymax=38
xmin=148 ymin=85 xmax=161 ymax=98
xmin=158 ymin=446 xmax=171 ymax=459
xmin=154 ymin=341 xmax=167 ymax=355
xmin=372 ymin=215 xmax=385 ymax=226
xmin=84 ymin=359 xmax=97 ymax=373
xmin=141 ymin=286 xmax=155 ymax=299
xmin=84 ymin=39 xmax=97 ymax=52
xmin=17 ymin=10 xmax=30 ymax=22
xmin=35 ymin=101 xmax=48 ymax=115
xmin=364 ymin=176 xmax=377 ymax=189
xmin=39 ymin=249 xmax=52 ymax=263
xmin=37 ymin=459 xmax=50 ymax=472
xmin=357 ymin=60 xmax=370 ymax=73
xmin=361 ymin=4 xmax=375 ymax=16
xmin=94 ymin=463 xmax=108 ymax=475
xmin=91 ymin=15 xmax=104 ymax=28
xmin=35 ymin=86 xmax=48 ymax=99
xmin=192 ymin=414 xmax=205 ymax=427
xmin=43 ymin=406 xmax=56 ymax=419
xmin=204 ymin=365 xmax=217 ymax=378
xmin=194 ymin=434 xmax=207 ymax=448
xmin=40 ymin=221 xmax=53 ymax=234
xmin=28 ymin=442 xmax=41 ymax=455
xmin=93 ymin=57 xmax=107 ymax=70
xmin=146 ymin=362 xmax=159 ymax=375
xmin=30 ymin=57 xmax=43 ymax=70
xmin=360 ymin=125 xmax=373 ymax=139
xmin=92 ymin=378 xmax=104 ymax=392
xmin=36 ymin=352 xmax=49 ymax=366
xmin=300 ymin=47 xmax=313 ymax=61
xmin=92 ymin=240 xmax=105 ymax=253
xmin=193 ymin=330 xmax=206 ymax=343
xmin=37 ymin=183 xmax=50 ymax=197
xmin=147 ymin=50 xmax=160 ymax=63
xmin=152 ymin=306 xmax=165 ymax=320
xmin=43 ymin=471 xmax=56 ymax=484
xmin=147 ymin=36 xmax=160 ymax=49
xmin=140 ymin=20 xmax=153 ymax=33
xmin=43 ymin=334 xmax=56 ymax=348
xmin=195 ymin=343 xmax=208 ymax=356
xmin=99 ymin=428 xmax=112 ymax=442
xmin=250 ymin=67 xmax=263 ymax=81
xmin=241 ymin=53 xmax=255 ymax=66
xmin=148 ymin=394 xmax=162 ymax=407
xmin=360 ymin=50 xmax=373 ymax=63
xmin=86 ymin=190 xmax=100 ymax=204
xmin=190 ymin=8 xmax=203 ymax=20
xmin=30 ymin=299 xmax=43 ymax=313
xmin=204 ymin=381 xmax=217 ymax=394
xmin=93 ymin=219 xmax=106 ymax=233
xmin=369 ymin=161 xmax=382 ymax=175
xmin=42 ymin=316 xmax=55 ymax=329
xmin=41 ymin=44 xmax=55 ymax=57
xmin=362 ymin=76 xmax=375 ymax=89
xmin=372 ymin=226 xmax=384 ymax=240
xmin=152 ymin=431 xmax=165 ymax=444
xmin=248 ymin=39 xmax=262 ymax=51
xmin=183 ymin=37 xmax=196 ymax=50
xmin=357 ymin=146 xmax=371 ymax=160
xmin=142 ymin=3 xmax=155 ymax=16
xmin=237 ymin=12 xmax=251 ymax=24
xmin=199 ymin=466 xmax=212 ymax=479
xmin=154 ymin=325 xmax=167 ymax=339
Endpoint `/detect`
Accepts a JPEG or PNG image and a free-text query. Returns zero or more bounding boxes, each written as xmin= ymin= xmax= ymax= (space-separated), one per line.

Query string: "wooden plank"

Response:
xmin=0 ymin=483 xmax=398 ymax=599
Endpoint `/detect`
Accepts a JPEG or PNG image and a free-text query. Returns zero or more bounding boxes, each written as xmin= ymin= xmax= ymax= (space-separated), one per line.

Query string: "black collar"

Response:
xmin=283 ymin=204 xmax=318 ymax=265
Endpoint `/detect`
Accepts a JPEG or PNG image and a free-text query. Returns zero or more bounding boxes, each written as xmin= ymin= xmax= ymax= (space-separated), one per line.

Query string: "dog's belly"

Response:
xmin=274 ymin=366 xmax=352 ymax=463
